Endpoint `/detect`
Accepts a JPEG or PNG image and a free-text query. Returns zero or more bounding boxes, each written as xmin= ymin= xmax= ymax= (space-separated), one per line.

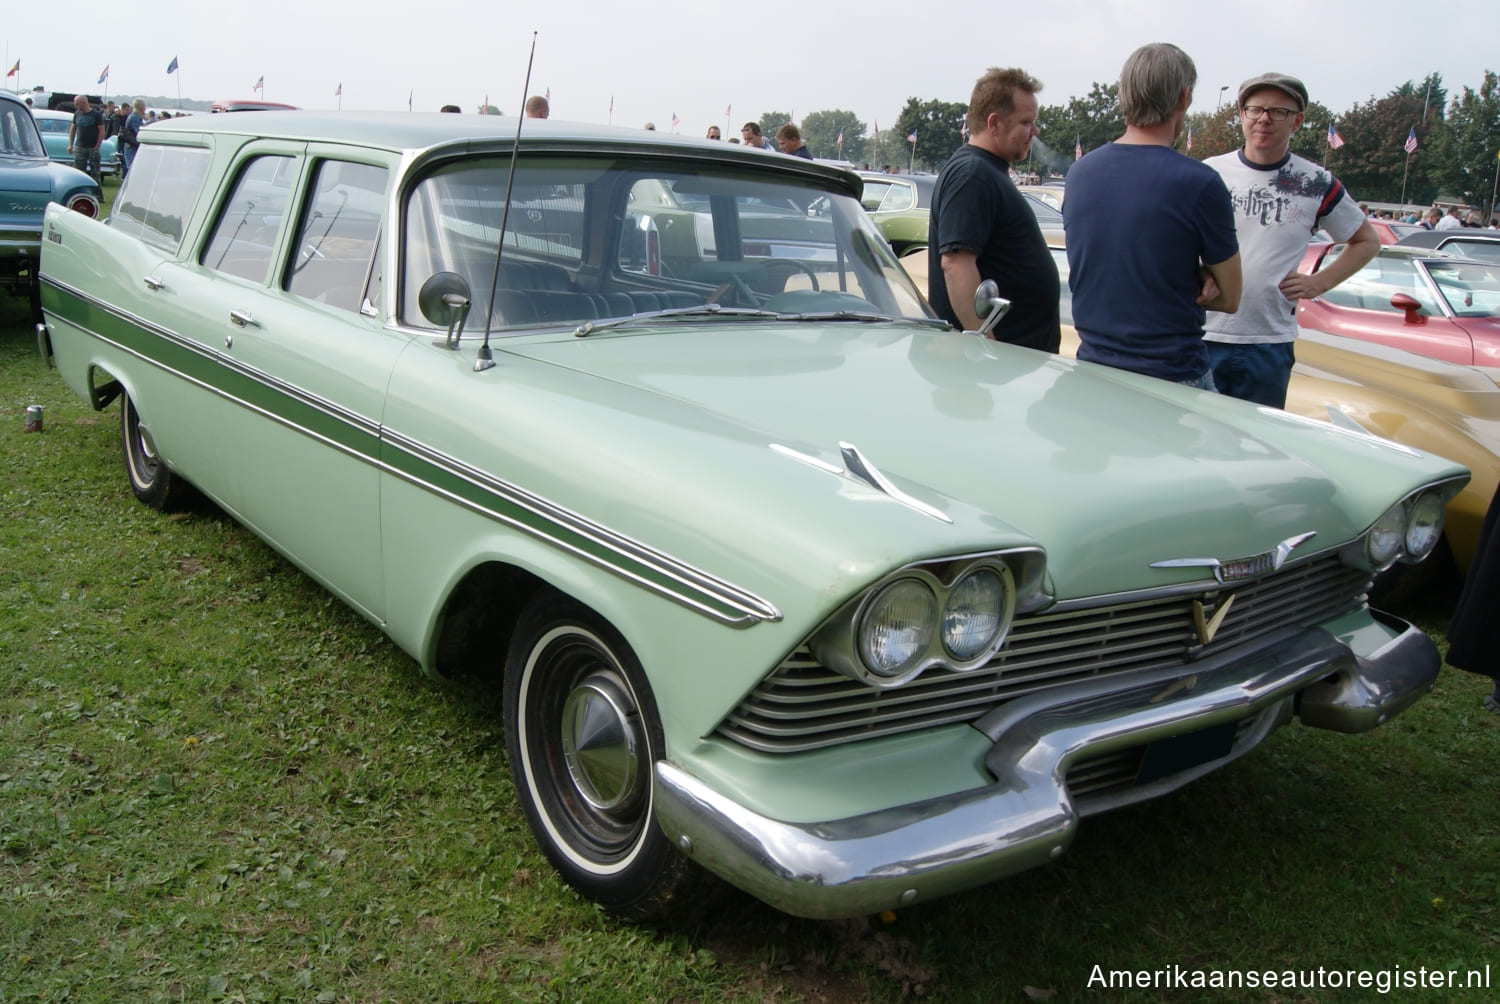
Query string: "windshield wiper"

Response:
xmin=775 ymin=310 xmax=950 ymax=328
xmin=573 ymin=303 xmax=781 ymax=337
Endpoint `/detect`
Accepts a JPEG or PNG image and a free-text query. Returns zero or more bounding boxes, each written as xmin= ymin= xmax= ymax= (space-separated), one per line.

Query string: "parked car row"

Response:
xmin=36 ymin=112 xmax=1469 ymax=923
xmin=0 ymin=90 xmax=101 ymax=317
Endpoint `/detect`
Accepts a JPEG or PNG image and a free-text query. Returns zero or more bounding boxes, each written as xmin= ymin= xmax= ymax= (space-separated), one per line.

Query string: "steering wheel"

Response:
xmin=706 ymin=272 xmax=759 ymax=307
xmin=763 ymin=259 xmax=820 ymax=292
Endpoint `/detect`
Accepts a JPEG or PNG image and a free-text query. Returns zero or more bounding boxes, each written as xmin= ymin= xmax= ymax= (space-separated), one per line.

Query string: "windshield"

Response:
xmin=1426 ymin=259 xmax=1500 ymax=317
xmin=402 ymin=154 xmax=933 ymax=332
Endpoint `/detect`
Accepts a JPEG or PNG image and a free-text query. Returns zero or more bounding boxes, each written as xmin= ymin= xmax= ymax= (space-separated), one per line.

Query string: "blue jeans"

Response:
xmin=1180 ymin=370 xmax=1218 ymax=391
xmin=1206 ymin=341 xmax=1294 ymax=408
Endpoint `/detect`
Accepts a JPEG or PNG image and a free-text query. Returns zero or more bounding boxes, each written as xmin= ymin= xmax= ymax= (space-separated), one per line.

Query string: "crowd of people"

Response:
xmin=1359 ymin=203 xmax=1500 ymax=230
xmin=40 ymin=92 xmax=187 ymax=183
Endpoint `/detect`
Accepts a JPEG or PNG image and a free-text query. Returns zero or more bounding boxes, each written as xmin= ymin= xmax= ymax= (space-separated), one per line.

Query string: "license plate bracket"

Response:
xmin=1136 ymin=721 xmax=1239 ymax=784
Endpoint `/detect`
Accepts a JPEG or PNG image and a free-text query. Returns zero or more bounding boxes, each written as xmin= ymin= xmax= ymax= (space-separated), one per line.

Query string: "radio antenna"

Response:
xmin=476 ymin=30 xmax=538 ymax=372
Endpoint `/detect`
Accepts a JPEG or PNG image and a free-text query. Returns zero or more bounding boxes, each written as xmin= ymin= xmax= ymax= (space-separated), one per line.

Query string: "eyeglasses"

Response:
xmin=1241 ymin=105 xmax=1298 ymax=122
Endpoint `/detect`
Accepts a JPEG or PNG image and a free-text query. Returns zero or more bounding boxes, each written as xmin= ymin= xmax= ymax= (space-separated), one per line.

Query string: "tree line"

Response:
xmin=756 ymin=69 xmax=1500 ymax=217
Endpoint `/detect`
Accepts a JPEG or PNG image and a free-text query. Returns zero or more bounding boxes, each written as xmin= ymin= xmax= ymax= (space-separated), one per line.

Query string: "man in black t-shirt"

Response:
xmin=67 ymin=95 xmax=104 ymax=184
xmin=927 ymin=67 xmax=1059 ymax=352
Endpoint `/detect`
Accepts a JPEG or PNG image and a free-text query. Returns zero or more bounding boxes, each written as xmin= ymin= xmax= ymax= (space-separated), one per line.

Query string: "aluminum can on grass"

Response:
xmin=24 ymin=405 xmax=44 ymax=433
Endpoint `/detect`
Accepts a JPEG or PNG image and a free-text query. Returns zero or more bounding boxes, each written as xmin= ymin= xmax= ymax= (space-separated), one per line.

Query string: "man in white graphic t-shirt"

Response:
xmin=1204 ymin=72 xmax=1378 ymax=407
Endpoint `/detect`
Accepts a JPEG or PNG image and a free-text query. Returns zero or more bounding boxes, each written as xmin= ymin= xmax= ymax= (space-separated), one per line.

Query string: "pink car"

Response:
xmin=1296 ymin=243 xmax=1500 ymax=367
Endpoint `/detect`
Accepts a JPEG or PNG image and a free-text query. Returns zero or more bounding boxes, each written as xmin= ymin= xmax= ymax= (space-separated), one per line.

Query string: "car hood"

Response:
xmin=486 ymin=322 xmax=1464 ymax=602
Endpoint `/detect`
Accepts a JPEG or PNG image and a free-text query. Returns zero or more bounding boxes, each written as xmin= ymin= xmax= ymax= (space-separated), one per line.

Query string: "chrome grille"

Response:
xmin=716 ymin=555 xmax=1370 ymax=754
xmin=1065 ymin=714 xmax=1262 ymax=802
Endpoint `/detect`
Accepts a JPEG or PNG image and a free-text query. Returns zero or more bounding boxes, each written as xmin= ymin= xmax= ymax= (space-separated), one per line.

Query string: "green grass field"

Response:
xmin=2 ymin=280 xmax=1497 ymax=1001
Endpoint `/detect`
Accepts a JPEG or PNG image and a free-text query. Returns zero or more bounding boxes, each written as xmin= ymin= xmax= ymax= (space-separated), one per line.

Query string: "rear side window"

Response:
xmin=202 ymin=155 xmax=297 ymax=282
xmin=112 ymin=145 xmax=212 ymax=252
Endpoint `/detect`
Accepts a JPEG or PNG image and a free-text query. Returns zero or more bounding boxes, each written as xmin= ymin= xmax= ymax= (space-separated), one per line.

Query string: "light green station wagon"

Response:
xmin=39 ymin=112 xmax=1468 ymax=920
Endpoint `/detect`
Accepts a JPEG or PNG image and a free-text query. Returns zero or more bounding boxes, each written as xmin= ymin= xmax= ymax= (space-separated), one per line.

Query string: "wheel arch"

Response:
xmin=425 ymin=560 xmax=639 ymax=687
xmin=82 ymin=361 xmax=128 ymax=412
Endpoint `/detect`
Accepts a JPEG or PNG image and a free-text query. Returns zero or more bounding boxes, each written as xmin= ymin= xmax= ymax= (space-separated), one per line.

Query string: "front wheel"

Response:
xmin=122 ymin=392 xmax=196 ymax=511
xmin=504 ymin=592 xmax=693 ymax=920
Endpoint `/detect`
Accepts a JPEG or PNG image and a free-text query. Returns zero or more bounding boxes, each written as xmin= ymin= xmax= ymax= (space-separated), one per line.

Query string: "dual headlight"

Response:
xmin=1362 ymin=488 xmax=1447 ymax=571
xmin=835 ymin=560 xmax=1017 ymax=688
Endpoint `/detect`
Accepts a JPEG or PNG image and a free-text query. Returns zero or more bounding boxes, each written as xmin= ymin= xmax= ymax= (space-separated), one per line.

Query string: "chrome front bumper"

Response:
xmin=653 ymin=616 xmax=1438 ymax=919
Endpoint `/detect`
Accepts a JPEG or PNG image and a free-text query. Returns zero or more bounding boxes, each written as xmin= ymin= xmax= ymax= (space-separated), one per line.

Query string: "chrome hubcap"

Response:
xmin=560 ymin=672 xmax=641 ymax=813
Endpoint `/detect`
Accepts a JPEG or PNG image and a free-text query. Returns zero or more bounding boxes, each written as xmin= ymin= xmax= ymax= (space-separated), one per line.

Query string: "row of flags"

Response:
xmin=4 ymin=56 xmax=180 ymax=81
xmin=1323 ymin=122 xmax=1418 ymax=154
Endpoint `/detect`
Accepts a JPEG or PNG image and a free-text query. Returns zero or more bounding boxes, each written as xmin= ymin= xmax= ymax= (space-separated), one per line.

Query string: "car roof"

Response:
xmin=144 ymin=111 xmax=863 ymax=192
xmin=1398 ymin=229 xmax=1500 ymax=250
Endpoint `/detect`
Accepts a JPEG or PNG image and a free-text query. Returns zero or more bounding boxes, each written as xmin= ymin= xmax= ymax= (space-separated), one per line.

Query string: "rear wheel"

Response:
xmin=122 ymin=392 xmax=196 ymax=511
xmin=504 ymin=592 xmax=694 ymax=920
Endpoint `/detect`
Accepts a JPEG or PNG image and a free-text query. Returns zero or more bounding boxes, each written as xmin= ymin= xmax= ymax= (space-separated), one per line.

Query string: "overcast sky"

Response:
xmin=5 ymin=0 xmax=1493 ymax=137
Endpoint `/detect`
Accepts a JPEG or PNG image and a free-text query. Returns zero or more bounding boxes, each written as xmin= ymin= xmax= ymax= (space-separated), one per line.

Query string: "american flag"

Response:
xmin=907 ymin=131 xmax=917 ymax=143
xmin=671 ymin=112 xmax=680 ymax=130
xmin=1075 ymin=136 xmax=1082 ymax=160
xmin=252 ymin=75 xmax=264 ymax=92
xmin=1404 ymin=127 xmax=1418 ymax=154
xmin=1327 ymin=123 xmax=1344 ymax=149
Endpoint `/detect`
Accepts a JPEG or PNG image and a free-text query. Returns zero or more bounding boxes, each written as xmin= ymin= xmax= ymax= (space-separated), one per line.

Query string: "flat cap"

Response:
xmin=1238 ymin=72 xmax=1308 ymax=111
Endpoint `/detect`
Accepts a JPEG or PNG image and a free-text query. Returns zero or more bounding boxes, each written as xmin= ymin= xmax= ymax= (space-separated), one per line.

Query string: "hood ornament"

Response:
xmin=769 ymin=442 xmax=952 ymax=524
xmin=1151 ymin=531 xmax=1316 ymax=584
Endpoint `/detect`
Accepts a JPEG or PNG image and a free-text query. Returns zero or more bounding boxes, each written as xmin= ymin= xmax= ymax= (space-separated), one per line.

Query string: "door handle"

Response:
xmin=143 ymin=275 xmax=165 ymax=291
xmin=229 ymin=310 xmax=260 ymax=328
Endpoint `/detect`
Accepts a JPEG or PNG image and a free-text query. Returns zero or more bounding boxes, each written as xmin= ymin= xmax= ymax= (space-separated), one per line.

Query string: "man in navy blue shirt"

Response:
xmin=1065 ymin=43 xmax=1241 ymax=387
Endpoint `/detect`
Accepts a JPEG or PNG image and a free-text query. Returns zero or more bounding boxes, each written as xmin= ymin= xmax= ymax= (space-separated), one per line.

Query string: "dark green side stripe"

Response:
xmin=42 ymin=278 xmax=782 ymax=626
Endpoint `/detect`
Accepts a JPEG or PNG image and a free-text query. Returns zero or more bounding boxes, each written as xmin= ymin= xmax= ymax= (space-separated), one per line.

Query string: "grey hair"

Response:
xmin=1118 ymin=43 xmax=1197 ymax=128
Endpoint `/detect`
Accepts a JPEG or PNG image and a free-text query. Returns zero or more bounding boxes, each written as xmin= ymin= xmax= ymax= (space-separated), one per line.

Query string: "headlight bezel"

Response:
xmin=808 ymin=549 xmax=1043 ymax=690
xmin=1400 ymin=490 xmax=1446 ymax=564
xmin=1343 ymin=481 xmax=1461 ymax=573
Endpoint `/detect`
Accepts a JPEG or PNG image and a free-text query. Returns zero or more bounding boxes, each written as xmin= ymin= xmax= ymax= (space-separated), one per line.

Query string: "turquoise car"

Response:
xmin=39 ymin=112 xmax=1467 ymax=921
xmin=1 ymin=91 xmax=100 ymax=316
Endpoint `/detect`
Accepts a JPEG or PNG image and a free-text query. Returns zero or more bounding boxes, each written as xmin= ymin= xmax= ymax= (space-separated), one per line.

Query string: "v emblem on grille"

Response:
xmin=1193 ymin=594 xmax=1236 ymax=646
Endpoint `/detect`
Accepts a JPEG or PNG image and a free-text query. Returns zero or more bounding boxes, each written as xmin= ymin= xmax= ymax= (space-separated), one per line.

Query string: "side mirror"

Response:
xmin=1389 ymin=292 xmax=1425 ymax=324
xmin=418 ymin=271 xmax=473 ymax=348
xmin=973 ymin=279 xmax=1011 ymax=337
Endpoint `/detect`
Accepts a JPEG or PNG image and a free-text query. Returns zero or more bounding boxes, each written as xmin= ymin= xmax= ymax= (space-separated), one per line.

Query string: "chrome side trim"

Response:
xmin=656 ymin=620 xmax=1438 ymax=919
xmin=43 ymin=278 xmax=782 ymax=626
xmin=380 ymin=428 xmax=783 ymax=625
